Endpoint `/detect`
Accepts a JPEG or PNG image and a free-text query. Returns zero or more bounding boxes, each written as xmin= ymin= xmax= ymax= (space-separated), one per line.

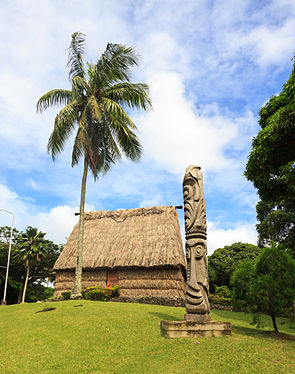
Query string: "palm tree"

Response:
xmin=18 ymin=227 xmax=46 ymax=303
xmin=36 ymin=32 xmax=152 ymax=298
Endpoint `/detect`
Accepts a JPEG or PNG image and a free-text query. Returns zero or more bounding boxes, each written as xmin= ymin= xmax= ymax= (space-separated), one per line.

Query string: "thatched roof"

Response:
xmin=54 ymin=206 xmax=185 ymax=271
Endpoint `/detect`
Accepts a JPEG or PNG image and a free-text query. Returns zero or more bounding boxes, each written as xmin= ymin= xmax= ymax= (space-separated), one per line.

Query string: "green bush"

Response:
xmin=25 ymin=283 xmax=54 ymax=302
xmin=209 ymin=294 xmax=231 ymax=306
xmin=215 ymin=285 xmax=231 ymax=298
xmin=61 ymin=291 xmax=71 ymax=300
xmin=83 ymin=285 xmax=120 ymax=301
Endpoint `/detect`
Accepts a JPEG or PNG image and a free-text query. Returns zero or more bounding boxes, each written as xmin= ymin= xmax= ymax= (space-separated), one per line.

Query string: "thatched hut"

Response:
xmin=54 ymin=206 xmax=186 ymax=301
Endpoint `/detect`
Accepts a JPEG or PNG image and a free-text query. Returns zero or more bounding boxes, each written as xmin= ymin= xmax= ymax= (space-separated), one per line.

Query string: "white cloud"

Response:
xmin=26 ymin=179 xmax=40 ymax=191
xmin=0 ymin=184 xmax=28 ymax=221
xmin=137 ymin=70 xmax=256 ymax=177
xmin=239 ymin=20 xmax=295 ymax=68
xmin=139 ymin=195 xmax=164 ymax=208
xmin=0 ymin=183 xmax=81 ymax=244
xmin=233 ymin=190 xmax=259 ymax=210
xmin=207 ymin=221 xmax=258 ymax=255
xmin=3 ymin=0 xmax=285 ymax=254
xmin=29 ymin=206 xmax=79 ymax=244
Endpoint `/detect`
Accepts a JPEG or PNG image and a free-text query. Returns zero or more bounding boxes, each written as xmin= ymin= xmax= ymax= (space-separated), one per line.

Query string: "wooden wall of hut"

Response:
xmin=54 ymin=266 xmax=185 ymax=299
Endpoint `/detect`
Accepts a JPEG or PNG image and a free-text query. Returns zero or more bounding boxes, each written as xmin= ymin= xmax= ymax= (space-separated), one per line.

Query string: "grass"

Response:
xmin=0 ymin=301 xmax=294 ymax=374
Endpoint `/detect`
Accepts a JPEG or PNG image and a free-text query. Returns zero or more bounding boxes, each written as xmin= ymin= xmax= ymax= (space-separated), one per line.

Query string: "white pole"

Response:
xmin=0 ymin=209 xmax=14 ymax=305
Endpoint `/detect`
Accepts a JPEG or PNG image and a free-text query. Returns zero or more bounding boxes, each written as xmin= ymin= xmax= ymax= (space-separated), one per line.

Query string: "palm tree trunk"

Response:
xmin=71 ymin=156 xmax=88 ymax=299
xmin=21 ymin=265 xmax=30 ymax=304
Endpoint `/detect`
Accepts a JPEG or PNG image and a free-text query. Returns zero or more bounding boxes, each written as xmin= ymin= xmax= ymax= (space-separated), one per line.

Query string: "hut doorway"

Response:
xmin=107 ymin=270 xmax=118 ymax=286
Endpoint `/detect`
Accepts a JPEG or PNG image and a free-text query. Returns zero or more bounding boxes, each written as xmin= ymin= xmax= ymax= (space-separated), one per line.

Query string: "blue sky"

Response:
xmin=1 ymin=0 xmax=295 ymax=254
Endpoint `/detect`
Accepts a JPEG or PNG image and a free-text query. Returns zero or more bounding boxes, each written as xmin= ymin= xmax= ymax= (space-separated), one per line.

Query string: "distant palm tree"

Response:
xmin=36 ymin=32 xmax=152 ymax=298
xmin=18 ymin=227 xmax=46 ymax=303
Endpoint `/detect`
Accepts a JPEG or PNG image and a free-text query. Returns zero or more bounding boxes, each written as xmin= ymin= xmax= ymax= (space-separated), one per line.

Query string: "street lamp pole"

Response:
xmin=0 ymin=209 xmax=14 ymax=305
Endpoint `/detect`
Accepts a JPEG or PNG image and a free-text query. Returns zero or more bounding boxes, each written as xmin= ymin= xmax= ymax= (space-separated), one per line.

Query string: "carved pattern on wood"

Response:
xmin=183 ymin=165 xmax=210 ymax=316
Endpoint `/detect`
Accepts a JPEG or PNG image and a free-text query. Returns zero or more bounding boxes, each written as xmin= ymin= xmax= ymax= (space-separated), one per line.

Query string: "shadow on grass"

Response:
xmin=148 ymin=312 xmax=183 ymax=321
xmin=212 ymin=310 xmax=295 ymax=333
xmin=212 ymin=309 xmax=251 ymax=322
xmin=35 ymin=307 xmax=56 ymax=313
xmin=232 ymin=325 xmax=295 ymax=341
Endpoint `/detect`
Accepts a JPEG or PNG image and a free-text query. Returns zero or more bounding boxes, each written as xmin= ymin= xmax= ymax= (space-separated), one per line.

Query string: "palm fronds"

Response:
xmin=91 ymin=43 xmax=139 ymax=89
xmin=38 ymin=33 xmax=151 ymax=172
xmin=72 ymin=76 xmax=90 ymax=101
xmin=36 ymin=89 xmax=72 ymax=113
xmin=102 ymin=97 xmax=138 ymax=130
xmin=104 ymin=82 xmax=152 ymax=110
xmin=67 ymin=32 xmax=86 ymax=81
xmin=37 ymin=32 xmax=152 ymax=300
xmin=47 ymin=101 xmax=78 ymax=160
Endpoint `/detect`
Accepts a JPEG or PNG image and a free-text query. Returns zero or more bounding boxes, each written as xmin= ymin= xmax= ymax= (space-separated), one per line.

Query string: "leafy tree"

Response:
xmin=0 ymin=227 xmax=23 ymax=303
xmin=0 ymin=226 xmax=61 ymax=304
xmin=37 ymin=32 xmax=152 ymax=298
xmin=26 ymin=282 xmax=54 ymax=303
xmin=231 ymin=245 xmax=295 ymax=332
xmin=0 ymin=226 xmax=20 ymax=244
xmin=17 ymin=227 xmax=47 ymax=303
xmin=208 ymin=242 xmax=262 ymax=292
xmin=245 ymin=58 xmax=295 ymax=255
xmin=214 ymin=285 xmax=231 ymax=298
xmin=231 ymin=261 xmax=256 ymax=311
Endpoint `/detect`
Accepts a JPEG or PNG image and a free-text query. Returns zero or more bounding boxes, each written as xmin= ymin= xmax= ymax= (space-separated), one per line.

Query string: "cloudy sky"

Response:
xmin=1 ymin=0 xmax=295 ymax=254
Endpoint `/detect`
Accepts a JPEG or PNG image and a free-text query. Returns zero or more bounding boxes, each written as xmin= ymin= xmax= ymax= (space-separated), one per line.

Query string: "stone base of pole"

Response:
xmin=161 ymin=319 xmax=232 ymax=338
xmin=184 ymin=313 xmax=211 ymax=322
xmin=1 ymin=300 xmax=7 ymax=306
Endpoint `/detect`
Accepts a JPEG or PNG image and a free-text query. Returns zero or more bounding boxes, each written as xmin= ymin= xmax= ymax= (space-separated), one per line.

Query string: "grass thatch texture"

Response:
xmin=54 ymin=206 xmax=185 ymax=270
xmin=0 ymin=301 xmax=294 ymax=374
xmin=54 ymin=267 xmax=185 ymax=298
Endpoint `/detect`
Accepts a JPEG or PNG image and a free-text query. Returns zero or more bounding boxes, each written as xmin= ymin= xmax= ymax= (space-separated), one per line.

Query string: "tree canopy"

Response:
xmin=231 ymin=245 xmax=295 ymax=332
xmin=245 ymin=58 xmax=295 ymax=255
xmin=18 ymin=227 xmax=47 ymax=303
xmin=0 ymin=226 xmax=61 ymax=304
xmin=208 ymin=242 xmax=262 ymax=292
xmin=37 ymin=32 xmax=152 ymax=298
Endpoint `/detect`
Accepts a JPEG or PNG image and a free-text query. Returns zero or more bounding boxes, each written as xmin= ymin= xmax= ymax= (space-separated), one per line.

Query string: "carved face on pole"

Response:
xmin=186 ymin=237 xmax=208 ymax=289
xmin=183 ymin=166 xmax=206 ymax=235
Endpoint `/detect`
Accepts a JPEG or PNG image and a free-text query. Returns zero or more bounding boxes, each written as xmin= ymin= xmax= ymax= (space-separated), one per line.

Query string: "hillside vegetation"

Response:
xmin=0 ymin=301 xmax=294 ymax=374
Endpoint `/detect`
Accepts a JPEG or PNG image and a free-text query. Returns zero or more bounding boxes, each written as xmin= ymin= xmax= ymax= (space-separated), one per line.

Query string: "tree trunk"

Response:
xmin=21 ymin=265 xmax=30 ymax=304
xmin=71 ymin=156 xmax=88 ymax=299
xmin=271 ymin=314 xmax=279 ymax=333
xmin=17 ymin=282 xmax=23 ymax=304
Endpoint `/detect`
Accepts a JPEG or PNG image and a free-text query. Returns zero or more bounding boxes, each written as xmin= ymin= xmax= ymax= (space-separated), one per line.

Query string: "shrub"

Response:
xmin=231 ymin=245 xmax=295 ymax=332
xmin=215 ymin=285 xmax=231 ymax=298
xmin=231 ymin=261 xmax=255 ymax=312
xmin=209 ymin=294 xmax=231 ymax=307
xmin=27 ymin=283 xmax=54 ymax=302
xmin=83 ymin=285 xmax=120 ymax=301
xmin=61 ymin=291 xmax=71 ymax=300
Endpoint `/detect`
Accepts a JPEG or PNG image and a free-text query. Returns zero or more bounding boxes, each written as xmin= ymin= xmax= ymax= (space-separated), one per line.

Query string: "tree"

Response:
xmin=231 ymin=245 xmax=295 ymax=332
xmin=37 ymin=32 xmax=152 ymax=298
xmin=0 ymin=226 xmax=23 ymax=303
xmin=245 ymin=58 xmax=295 ymax=256
xmin=208 ymin=242 xmax=262 ymax=292
xmin=0 ymin=226 xmax=61 ymax=304
xmin=18 ymin=227 xmax=46 ymax=303
xmin=230 ymin=261 xmax=256 ymax=311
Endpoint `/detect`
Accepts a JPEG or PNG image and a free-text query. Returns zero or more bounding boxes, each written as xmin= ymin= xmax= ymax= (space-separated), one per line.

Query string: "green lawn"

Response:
xmin=0 ymin=301 xmax=294 ymax=374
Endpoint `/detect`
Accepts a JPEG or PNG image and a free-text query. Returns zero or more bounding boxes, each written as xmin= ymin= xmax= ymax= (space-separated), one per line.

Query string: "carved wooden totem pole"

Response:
xmin=160 ymin=165 xmax=232 ymax=337
xmin=183 ymin=165 xmax=210 ymax=322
